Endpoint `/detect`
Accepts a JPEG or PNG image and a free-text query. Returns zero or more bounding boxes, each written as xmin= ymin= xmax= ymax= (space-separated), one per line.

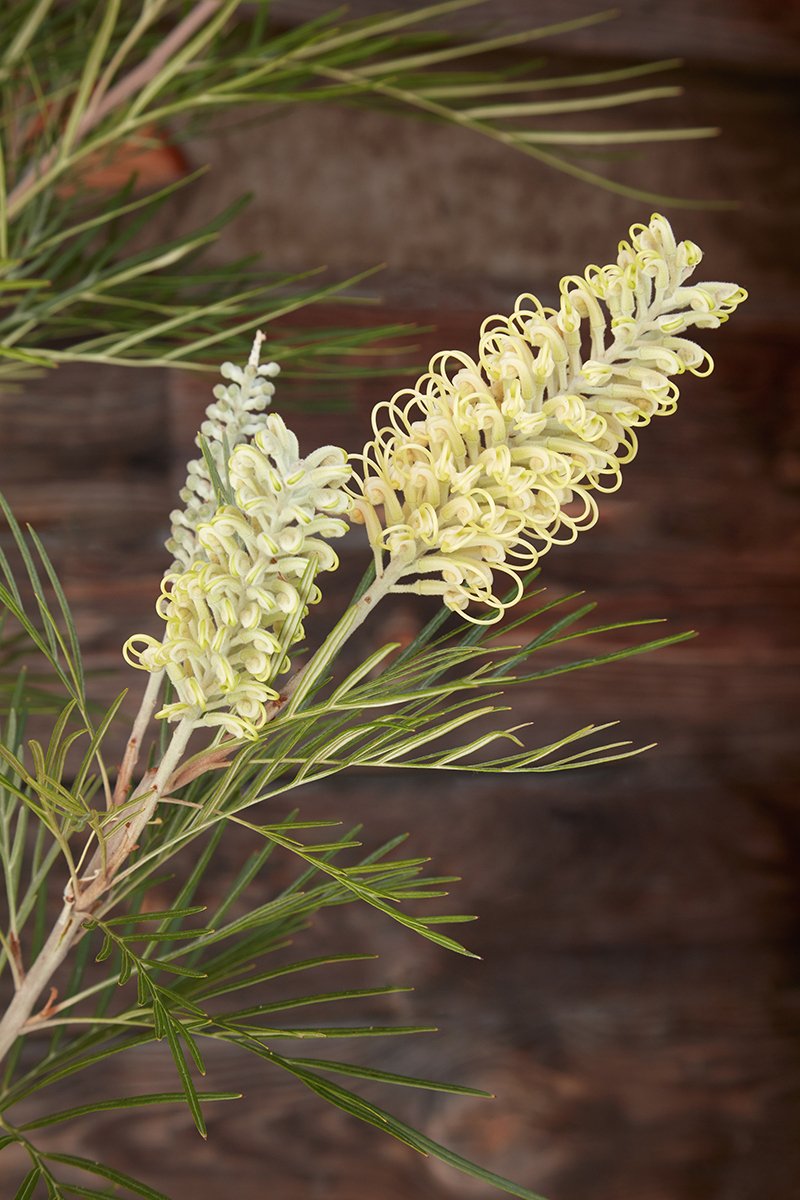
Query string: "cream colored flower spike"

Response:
xmin=126 ymin=355 xmax=352 ymax=740
xmin=350 ymin=213 xmax=746 ymax=623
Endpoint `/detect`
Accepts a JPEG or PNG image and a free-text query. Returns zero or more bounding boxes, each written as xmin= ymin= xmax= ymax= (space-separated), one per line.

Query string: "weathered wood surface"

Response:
xmin=1 ymin=2 xmax=799 ymax=1191
xmin=1 ymin=305 xmax=798 ymax=1199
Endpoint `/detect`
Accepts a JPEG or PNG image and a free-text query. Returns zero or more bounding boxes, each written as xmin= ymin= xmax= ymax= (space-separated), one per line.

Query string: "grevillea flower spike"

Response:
xmin=351 ymin=213 xmax=746 ymax=621
xmin=127 ymin=213 xmax=745 ymax=740
xmin=125 ymin=335 xmax=352 ymax=738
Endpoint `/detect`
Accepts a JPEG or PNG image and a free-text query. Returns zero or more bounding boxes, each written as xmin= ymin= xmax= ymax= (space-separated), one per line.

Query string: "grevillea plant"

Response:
xmin=0 ymin=215 xmax=744 ymax=1199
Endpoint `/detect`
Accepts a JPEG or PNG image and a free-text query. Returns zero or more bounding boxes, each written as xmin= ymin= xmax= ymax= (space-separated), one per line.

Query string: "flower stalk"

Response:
xmin=111 ymin=666 xmax=165 ymax=807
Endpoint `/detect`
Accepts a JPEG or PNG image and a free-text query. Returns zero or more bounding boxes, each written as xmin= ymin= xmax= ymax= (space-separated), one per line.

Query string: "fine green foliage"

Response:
xmin=0 ymin=514 xmax=688 ymax=1196
xmin=0 ymin=0 xmax=727 ymax=387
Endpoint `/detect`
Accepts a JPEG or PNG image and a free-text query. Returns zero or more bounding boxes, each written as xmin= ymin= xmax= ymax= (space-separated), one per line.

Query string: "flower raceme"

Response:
xmin=350 ymin=213 xmax=746 ymax=621
xmin=126 ymin=214 xmax=744 ymax=738
xmin=125 ymin=413 xmax=351 ymax=739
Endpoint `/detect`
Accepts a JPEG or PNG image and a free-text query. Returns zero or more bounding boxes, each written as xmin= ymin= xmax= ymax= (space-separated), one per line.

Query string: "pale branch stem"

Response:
xmin=73 ymin=716 xmax=195 ymax=911
xmin=152 ymin=716 xmax=197 ymax=796
xmin=0 ymin=904 xmax=88 ymax=1064
xmin=5 ymin=1 xmax=222 ymax=215
xmin=112 ymin=667 xmax=165 ymax=807
xmin=0 ymin=718 xmax=195 ymax=1065
xmin=262 ymin=554 xmax=407 ymax=720
xmin=87 ymin=0 xmax=182 ymax=123
xmin=84 ymin=0 xmax=223 ymax=128
xmin=341 ymin=554 xmax=409 ymax=640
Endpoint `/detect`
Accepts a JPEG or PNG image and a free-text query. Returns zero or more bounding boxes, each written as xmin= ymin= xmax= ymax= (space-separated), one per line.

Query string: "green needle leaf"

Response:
xmin=250 ymin=1049 xmax=550 ymax=1200
xmin=19 ymin=1091 xmax=241 ymax=1131
xmin=162 ymin=1013 xmax=207 ymax=1138
xmin=281 ymin=1056 xmax=493 ymax=1097
xmin=13 ymin=1167 xmax=41 ymax=1200
xmin=42 ymin=1154 xmax=172 ymax=1200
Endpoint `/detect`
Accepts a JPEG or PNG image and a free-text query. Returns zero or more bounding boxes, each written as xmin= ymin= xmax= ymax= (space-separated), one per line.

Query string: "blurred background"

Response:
xmin=1 ymin=0 xmax=799 ymax=1197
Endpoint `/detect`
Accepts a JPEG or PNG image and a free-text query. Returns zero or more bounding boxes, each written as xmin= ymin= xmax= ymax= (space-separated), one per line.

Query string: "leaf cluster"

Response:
xmin=0 ymin=0 xmax=727 ymax=387
xmin=0 ymin=814 xmax=520 ymax=1197
xmin=0 ymin=507 xmax=691 ymax=1197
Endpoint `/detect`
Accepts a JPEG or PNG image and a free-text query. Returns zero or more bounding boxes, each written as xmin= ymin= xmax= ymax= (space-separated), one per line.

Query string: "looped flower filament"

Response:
xmin=350 ymin=213 xmax=746 ymax=623
xmin=126 ymin=398 xmax=352 ymax=739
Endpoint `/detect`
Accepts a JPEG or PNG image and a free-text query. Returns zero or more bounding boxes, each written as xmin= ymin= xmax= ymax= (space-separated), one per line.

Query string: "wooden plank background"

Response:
xmin=1 ymin=4 xmax=799 ymax=1198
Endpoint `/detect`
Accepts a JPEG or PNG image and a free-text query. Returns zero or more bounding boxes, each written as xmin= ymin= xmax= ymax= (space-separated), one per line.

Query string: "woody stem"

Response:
xmin=112 ymin=668 xmax=165 ymax=807
xmin=0 ymin=718 xmax=195 ymax=1065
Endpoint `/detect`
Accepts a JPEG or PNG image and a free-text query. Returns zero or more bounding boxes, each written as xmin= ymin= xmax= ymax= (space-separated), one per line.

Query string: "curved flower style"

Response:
xmin=350 ymin=213 xmax=746 ymax=622
xmin=126 ymin=413 xmax=352 ymax=739
xmin=168 ymin=331 xmax=281 ymax=572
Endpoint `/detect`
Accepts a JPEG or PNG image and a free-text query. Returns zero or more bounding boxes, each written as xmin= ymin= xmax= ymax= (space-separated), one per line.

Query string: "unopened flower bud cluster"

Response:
xmin=167 ymin=335 xmax=281 ymax=572
xmin=126 ymin=410 xmax=351 ymax=739
xmin=350 ymin=213 xmax=746 ymax=621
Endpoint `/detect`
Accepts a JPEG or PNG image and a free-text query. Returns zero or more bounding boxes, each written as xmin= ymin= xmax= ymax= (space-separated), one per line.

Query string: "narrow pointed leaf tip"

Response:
xmin=350 ymin=213 xmax=745 ymax=622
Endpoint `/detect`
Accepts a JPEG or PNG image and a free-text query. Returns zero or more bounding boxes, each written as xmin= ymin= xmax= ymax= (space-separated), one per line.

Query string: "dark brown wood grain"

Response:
xmin=1 ymin=6 xmax=799 ymax=1194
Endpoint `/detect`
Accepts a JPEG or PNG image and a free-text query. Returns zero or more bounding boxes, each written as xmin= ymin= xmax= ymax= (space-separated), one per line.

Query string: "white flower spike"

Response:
xmin=350 ymin=214 xmax=746 ymax=622
xmin=126 ymin=336 xmax=352 ymax=739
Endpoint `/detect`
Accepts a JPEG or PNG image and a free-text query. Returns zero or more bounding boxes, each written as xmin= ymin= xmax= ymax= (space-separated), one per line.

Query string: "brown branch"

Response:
xmin=0 ymin=719 xmax=195 ymax=1063
xmin=167 ymin=744 xmax=234 ymax=791
xmin=23 ymin=986 xmax=58 ymax=1027
xmin=8 ymin=932 xmax=25 ymax=986
xmin=83 ymin=1 xmax=223 ymax=132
